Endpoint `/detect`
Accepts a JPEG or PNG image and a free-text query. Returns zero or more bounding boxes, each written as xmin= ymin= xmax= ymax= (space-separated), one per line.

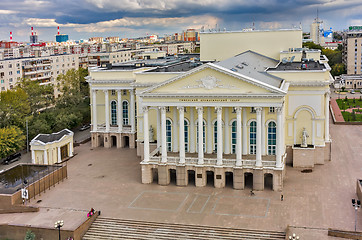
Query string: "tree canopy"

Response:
xmin=0 ymin=126 xmax=25 ymax=158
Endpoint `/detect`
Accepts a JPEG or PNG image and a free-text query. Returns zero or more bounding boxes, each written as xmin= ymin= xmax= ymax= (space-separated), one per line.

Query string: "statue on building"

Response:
xmin=301 ymin=127 xmax=309 ymax=148
xmin=149 ymin=125 xmax=154 ymax=143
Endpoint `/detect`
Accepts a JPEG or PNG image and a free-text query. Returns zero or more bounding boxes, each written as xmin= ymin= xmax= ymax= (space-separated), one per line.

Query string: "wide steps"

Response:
xmin=83 ymin=217 xmax=286 ymax=240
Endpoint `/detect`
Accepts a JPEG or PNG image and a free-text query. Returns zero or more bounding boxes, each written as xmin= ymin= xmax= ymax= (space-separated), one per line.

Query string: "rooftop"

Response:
xmin=268 ymin=60 xmax=325 ymax=71
xmin=32 ymin=129 xmax=73 ymax=144
xmin=215 ymin=50 xmax=283 ymax=88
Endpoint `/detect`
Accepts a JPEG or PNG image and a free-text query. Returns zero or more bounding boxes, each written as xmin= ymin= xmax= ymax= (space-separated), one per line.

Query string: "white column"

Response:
xmin=156 ymin=108 xmax=161 ymax=148
xmin=104 ymin=90 xmax=110 ymax=132
xmin=236 ymin=107 xmax=242 ymax=166
xmin=242 ymin=108 xmax=247 ymax=155
xmin=224 ymin=108 xmax=230 ymax=154
xmin=31 ymin=150 xmax=35 ymax=164
xmin=325 ymin=91 xmax=330 ymax=141
xmin=178 ymin=107 xmax=185 ymax=164
xmin=276 ymin=107 xmax=283 ymax=168
xmin=216 ymin=107 xmax=223 ymax=165
xmin=143 ymin=107 xmax=149 ymax=162
xmin=57 ymin=147 xmax=61 ymax=163
xmin=92 ymin=90 xmax=97 ymax=131
xmin=173 ymin=107 xmax=178 ymax=152
xmin=117 ymin=90 xmax=123 ymax=132
xmin=197 ymin=107 xmax=204 ymax=165
xmin=190 ymin=107 xmax=196 ymax=153
xmin=130 ymin=89 xmax=135 ymax=132
xmin=261 ymin=108 xmax=266 ymax=155
xmin=161 ymin=107 xmax=167 ymax=163
xmin=255 ymin=107 xmax=262 ymax=167
xmin=206 ymin=107 xmax=212 ymax=154
xmin=43 ymin=150 xmax=48 ymax=165
xmin=69 ymin=142 xmax=73 ymax=157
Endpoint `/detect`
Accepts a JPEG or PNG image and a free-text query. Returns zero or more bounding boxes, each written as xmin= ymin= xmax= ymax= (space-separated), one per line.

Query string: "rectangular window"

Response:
xmin=122 ymin=90 xmax=127 ymax=96
xmin=251 ymin=107 xmax=256 ymax=113
xmin=111 ymin=90 xmax=116 ymax=96
xmin=166 ymin=106 xmax=170 ymax=112
xmin=9 ymin=71 xmax=12 ymax=75
xmin=269 ymin=107 xmax=275 ymax=113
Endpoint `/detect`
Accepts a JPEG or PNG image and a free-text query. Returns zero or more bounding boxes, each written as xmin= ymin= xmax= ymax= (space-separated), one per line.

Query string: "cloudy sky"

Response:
xmin=1 ymin=0 xmax=362 ymax=42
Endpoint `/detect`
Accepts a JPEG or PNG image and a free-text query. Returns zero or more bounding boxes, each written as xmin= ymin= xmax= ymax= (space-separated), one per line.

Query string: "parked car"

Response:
xmin=79 ymin=124 xmax=90 ymax=131
xmin=1 ymin=152 xmax=21 ymax=165
xmin=351 ymin=90 xmax=355 ymax=94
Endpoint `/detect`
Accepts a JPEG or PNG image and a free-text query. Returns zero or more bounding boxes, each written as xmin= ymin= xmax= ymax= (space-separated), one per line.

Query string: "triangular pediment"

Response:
xmin=141 ymin=63 xmax=286 ymax=96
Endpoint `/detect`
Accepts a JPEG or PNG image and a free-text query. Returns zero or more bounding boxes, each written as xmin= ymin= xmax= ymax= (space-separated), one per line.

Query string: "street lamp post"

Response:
xmin=288 ymin=233 xmax=300 ymax=239
xmin=352 ymin=199 xmax=361 ymax=232
xmin=54 ymin=220 xmax=64 ymax=240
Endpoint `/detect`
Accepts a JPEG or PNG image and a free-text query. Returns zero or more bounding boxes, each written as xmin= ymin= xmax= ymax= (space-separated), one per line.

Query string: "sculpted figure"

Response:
xmin=301 ymin=127 xmax=309 ymax=148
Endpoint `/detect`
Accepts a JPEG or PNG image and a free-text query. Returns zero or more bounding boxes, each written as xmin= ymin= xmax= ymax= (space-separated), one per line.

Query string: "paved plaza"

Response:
xmin=0 ymin=122 xmax=361 ymax=238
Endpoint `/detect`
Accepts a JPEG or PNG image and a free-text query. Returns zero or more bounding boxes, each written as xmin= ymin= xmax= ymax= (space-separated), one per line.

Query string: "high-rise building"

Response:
xmin=343 ymin=26 xmax=362 ymax=75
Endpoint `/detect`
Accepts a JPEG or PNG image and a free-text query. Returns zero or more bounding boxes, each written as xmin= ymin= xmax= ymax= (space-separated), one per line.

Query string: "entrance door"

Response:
xmin=60 ymin=145 xmax=68 ymax=160
xmin=111 ymin=136 xmax=117 ymax=147
xmin=124 ymin=136 xmax=130 ymax=148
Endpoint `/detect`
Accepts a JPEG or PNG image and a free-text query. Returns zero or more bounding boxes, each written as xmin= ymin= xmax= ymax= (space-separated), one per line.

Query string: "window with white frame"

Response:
xmin=231 ymin=121 xmax=237 ymax=154
xmin=122 ymin=101 xmax=129 ymax=125
xmin=184 ymin=120 xmax=189 ymax=152
xmin=111 ymin=90 xmax=116 ymax=96
xmin=111 ymin=101 xmax=117 ymax=125
xmin=249 ymin=121 xmax=257 ymax=154
xmin=166 ymin=119 xmax=172 ymax=151
xmin=196 ymin=120 xmax=206 ymax=152
xmin=267 ymin=121 xmax=276 ymax=155
xmin=269 ymin=107 xmax=275 ymax=113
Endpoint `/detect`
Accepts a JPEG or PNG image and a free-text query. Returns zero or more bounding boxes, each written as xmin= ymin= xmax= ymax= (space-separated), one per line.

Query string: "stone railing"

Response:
xmin=145 ymin=156 xmax=280 ymax=168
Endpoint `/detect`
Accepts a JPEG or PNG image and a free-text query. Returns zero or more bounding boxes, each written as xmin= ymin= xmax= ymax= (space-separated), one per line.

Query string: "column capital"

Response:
xmin=196 ymin=106 xmax=203 ymax=114
xmin=160 ymin=106 xmax=166 ymax=113
xmin=325 ymin=90 xmax=331 ymax=96
xmin=255 ymin=107 xmax=262 ymax=113
xmin=235 ymin=107 xmax=242 ymax=113
xmin=103 ymin=89 xmax=109 ymax=94
xmin=142 ymin=106 xmax=148 ymax=113
xmin=276 ymin=107 xmax=283 ymax=113
xmin=92 ymin=89 xmax=97 ymax=93
xmin=215 ymin=106 xmax=222 ymax=113
xmin=116 ymin=89 xmax=122 ymax=93
xmin=129 ymin=89 xmax=134 ymax=93
xmin=177 ymin=106 xmax=184 ymax=112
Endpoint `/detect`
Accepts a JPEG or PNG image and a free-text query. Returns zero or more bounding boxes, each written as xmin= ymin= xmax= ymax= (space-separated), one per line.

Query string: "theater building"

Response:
xmin=88 ymin=29 xmax=332 ymax=191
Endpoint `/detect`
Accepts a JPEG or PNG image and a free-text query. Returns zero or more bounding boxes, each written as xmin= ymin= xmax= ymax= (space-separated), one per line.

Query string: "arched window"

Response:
xmin=231 ymin=121 xmax=237 ymax=154
xmin=196 ymin=120 xmax=206 ymax=152
xmin=111 ymin=101 xmax=117 ymax=125
xmin=250 ymin=121 xmax=257 ymax=154
xmin=166 ymin=119 xmax=172 ymax=151
xmin=122 ymin=101 xmax=128 ymax=125
xmin=184 ymin=120 xmax=189 ymax=152
xmin=268 ymin=121 xmax=276 ymax=155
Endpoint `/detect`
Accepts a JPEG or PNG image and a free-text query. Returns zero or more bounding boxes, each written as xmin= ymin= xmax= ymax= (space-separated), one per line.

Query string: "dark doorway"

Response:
xmin=111 ymin=136 xmax=117 ymax=147
xmin=152 ymin=168 xmax=158 ymax=184
xmin=244 ymin=172 xmax=253 ymax=189
xmin=188 ymin=170 xmax=195 ymax=186
xmin=99 ymin=135 xmax=104 ymax=147
xmin=206 ymin=171 xmax=214 ymax=187
xmin=225 ymin=172 xmax=233 ymax=188
xmin=60 ymin=145 xmax=68 ymax=160
xmin=170 ymin=169 xmax=176 ymax=185
xmin=264 ymin=173 xmax=273 ymax=190
xmin=124 ymin=136 xmax=130 ymax=148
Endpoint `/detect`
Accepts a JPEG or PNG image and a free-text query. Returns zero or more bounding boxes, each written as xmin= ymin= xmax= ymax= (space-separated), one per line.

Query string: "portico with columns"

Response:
xmin=88 ymin=84 xmax=137 ymax=149
xmin=139 ymin=63 xmax=288 ymax=191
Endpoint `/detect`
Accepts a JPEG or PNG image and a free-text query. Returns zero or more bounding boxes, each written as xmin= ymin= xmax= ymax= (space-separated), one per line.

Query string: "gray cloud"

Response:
xmin=0 ymin=0 xmax=361 ymax=41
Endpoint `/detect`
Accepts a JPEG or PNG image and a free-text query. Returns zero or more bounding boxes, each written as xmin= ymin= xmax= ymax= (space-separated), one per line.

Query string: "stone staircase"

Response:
xmin=83 ymin=217 xmax=286 ymax=239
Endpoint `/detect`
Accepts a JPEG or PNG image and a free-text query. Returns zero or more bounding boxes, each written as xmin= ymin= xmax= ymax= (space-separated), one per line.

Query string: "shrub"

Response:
xmin=24 ymin=230 xmax=35 ymax=240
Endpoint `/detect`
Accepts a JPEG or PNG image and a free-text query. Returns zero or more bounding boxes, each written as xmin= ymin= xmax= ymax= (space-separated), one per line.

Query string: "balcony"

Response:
xmin=146 ymin=148 xmax=285 ymax=169
xmin=93 ymin=124 xmax=132 ymax=133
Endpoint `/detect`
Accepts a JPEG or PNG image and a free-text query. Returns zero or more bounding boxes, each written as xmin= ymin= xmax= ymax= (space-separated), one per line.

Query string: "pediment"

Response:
xmin=141 ymin=63 xmax=285 ymax=96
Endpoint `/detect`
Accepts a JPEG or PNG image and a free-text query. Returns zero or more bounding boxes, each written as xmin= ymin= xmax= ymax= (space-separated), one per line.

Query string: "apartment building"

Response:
xmin=343 ymin=26 xmax=362 ymax=75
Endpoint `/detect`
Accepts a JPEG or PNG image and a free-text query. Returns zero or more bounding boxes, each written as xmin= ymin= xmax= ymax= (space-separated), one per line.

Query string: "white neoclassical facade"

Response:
xmin=88 ymin=29 xmax=333 ymax=191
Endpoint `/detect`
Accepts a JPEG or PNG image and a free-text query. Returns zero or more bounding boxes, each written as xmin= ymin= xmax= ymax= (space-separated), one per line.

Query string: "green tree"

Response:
xmin=18 ymin=78 xmax=54 ymax=115
xmin=24 ymin=230 xmax=35 ymax=240
xmin=0 ymin=89 xmax=31 ymax=128
xmin=0 ymin=126 xmax=25 ymax=159
xmin=331 ymin=63 xmax=346 ymax=76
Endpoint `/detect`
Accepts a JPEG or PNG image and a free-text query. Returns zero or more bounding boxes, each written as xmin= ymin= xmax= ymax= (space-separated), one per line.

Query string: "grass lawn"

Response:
xmin=336 ymin=97 xmax=362 ymax=122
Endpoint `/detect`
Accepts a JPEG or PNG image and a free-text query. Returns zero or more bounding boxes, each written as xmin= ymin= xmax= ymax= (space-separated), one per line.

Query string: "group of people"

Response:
xmin=87 ymin=208 xmax=96 ymax=218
